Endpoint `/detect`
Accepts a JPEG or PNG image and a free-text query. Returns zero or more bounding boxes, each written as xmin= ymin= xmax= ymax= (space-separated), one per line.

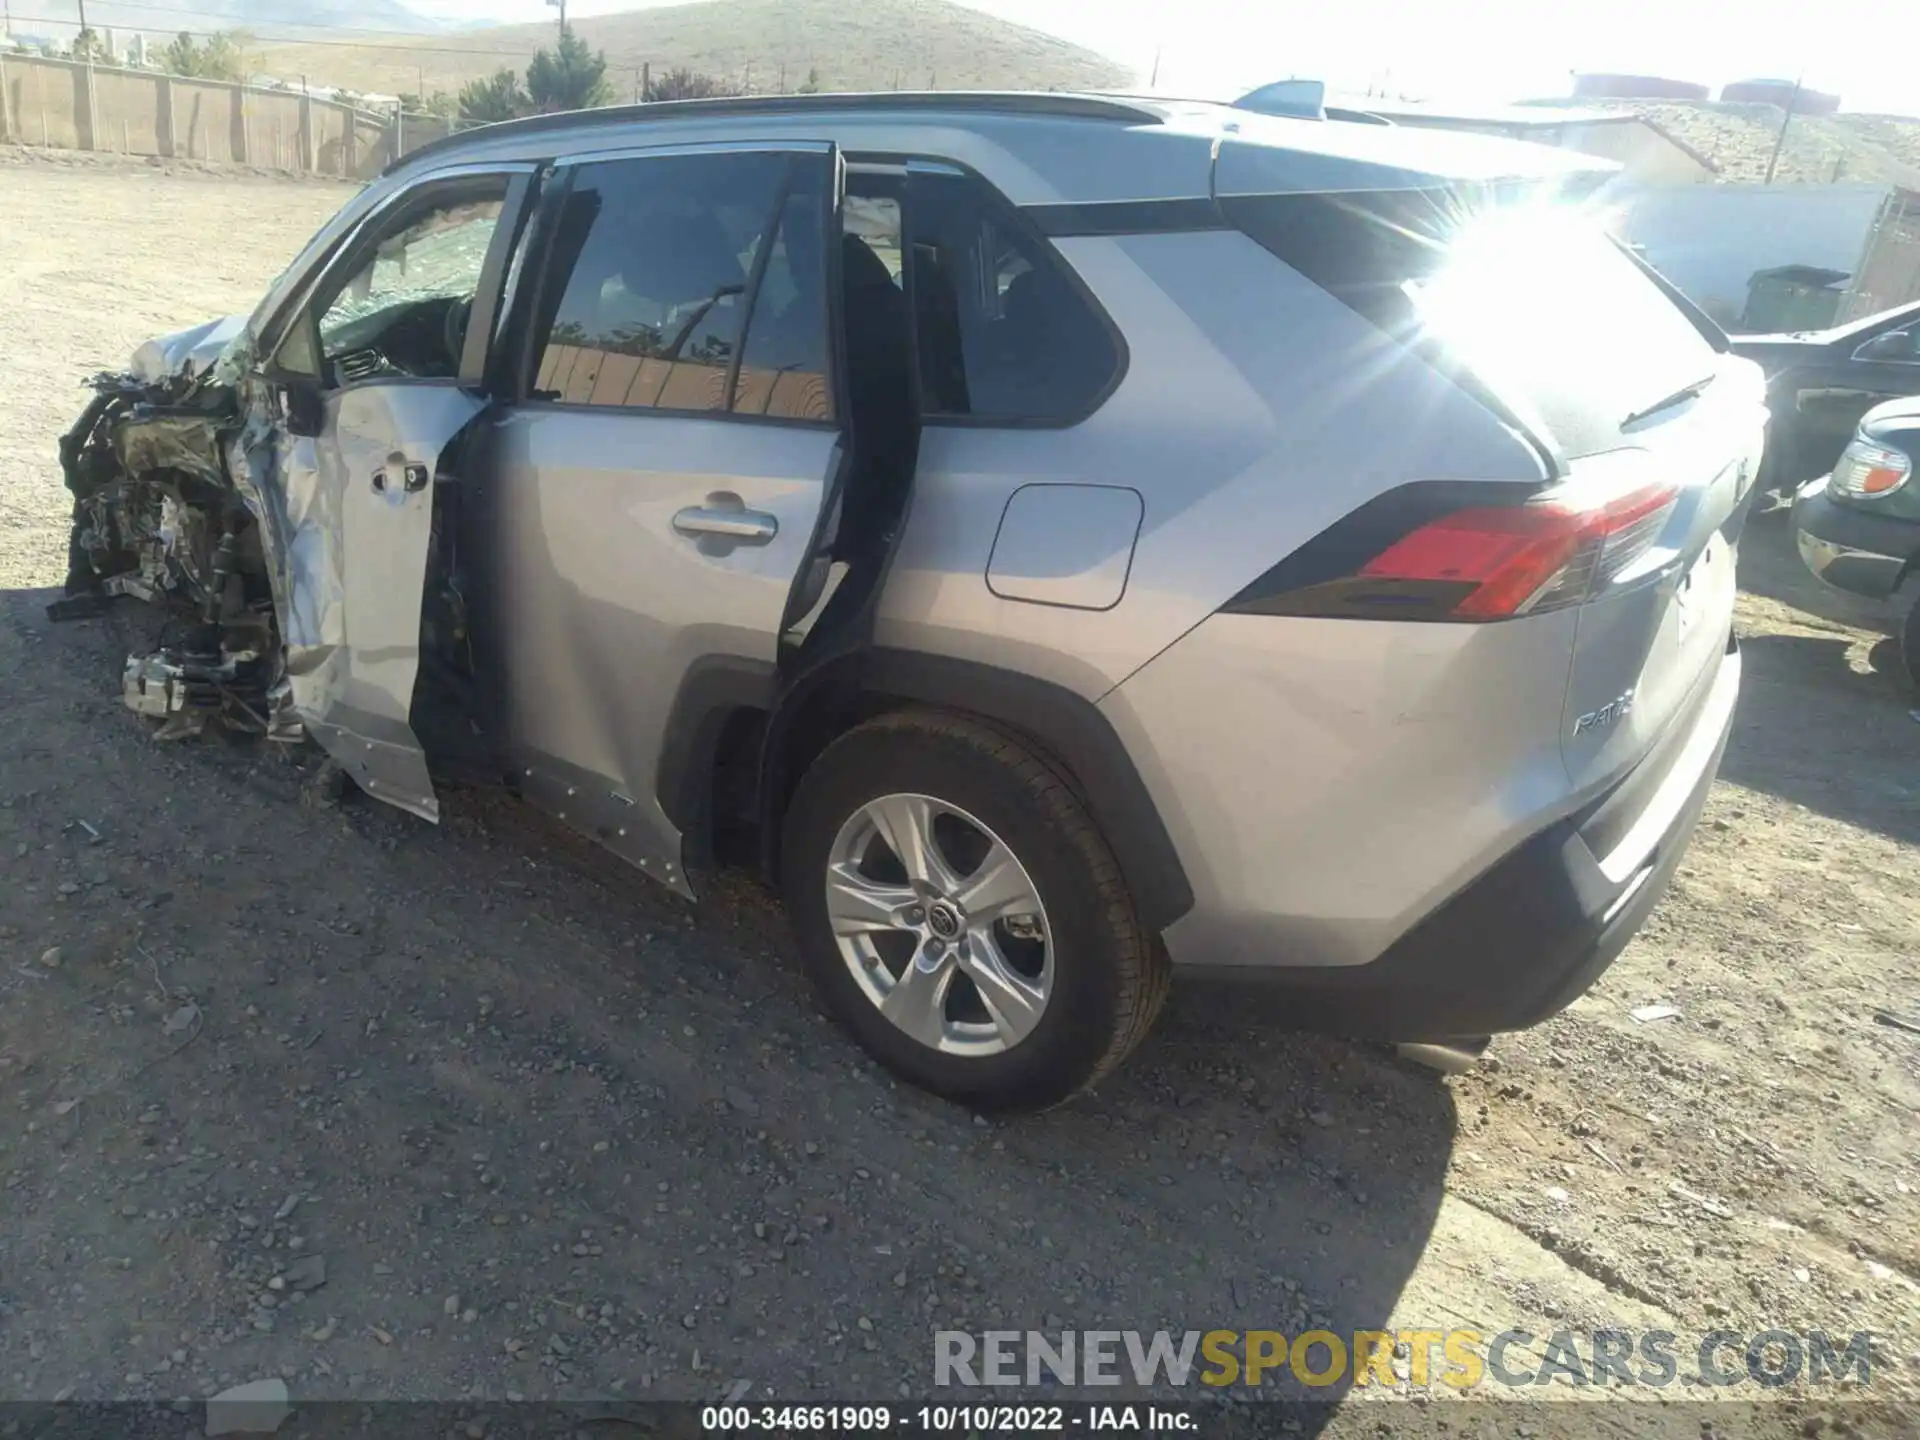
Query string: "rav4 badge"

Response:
xmin=1573 ymin=690 xmax=1637 ymax=737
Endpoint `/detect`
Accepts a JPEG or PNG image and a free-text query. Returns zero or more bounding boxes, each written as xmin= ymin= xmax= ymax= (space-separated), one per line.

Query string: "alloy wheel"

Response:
xmin=823 ymin=792 xmax=1053 ymax=1056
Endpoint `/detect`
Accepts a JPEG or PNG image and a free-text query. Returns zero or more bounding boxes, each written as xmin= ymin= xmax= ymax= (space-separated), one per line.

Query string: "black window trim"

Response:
xmin=844 ymin=150 xmax=1131 ymax=432
xmin=1021 ymin=196 xmax=1231 ymax=238
xmin=498 ymin=140 xmax=842 ymax=432
xmin=840 ymin=164 xmax=926 ymax=422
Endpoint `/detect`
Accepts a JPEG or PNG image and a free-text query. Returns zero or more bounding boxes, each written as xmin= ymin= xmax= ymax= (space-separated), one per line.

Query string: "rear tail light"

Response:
xmin=1358 ymin=479 xmax=1677 ymax=619
xmin=1224 ymin=473 xmax=1680 ymax=623
xmin=1831 ymin=439 xmax=1912 ymax=499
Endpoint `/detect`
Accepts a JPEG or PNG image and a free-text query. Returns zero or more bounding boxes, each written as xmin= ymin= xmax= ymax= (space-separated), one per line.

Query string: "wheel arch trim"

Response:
xmin=755 ymin=648 xmax=1195 ymax=933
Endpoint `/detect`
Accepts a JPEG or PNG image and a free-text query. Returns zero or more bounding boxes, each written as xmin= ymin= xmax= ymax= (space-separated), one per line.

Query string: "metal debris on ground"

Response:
xmin=1669 ymin=1182 xmax=1734 ymax=1219
xmin=1873 ymin=1009 xmax=1920 ymax=1037
xmin=1630 ymin=1003 xmax=1683 ymax=1023
xmin=1583 ymin=1137 xmax=1626 ymax=1174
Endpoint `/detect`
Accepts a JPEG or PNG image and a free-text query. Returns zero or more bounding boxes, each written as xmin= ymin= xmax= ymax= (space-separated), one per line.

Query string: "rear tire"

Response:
xmin=1901 ymin=593 xmax=1920 ymax=695
xmin=781 ymin=709 xmax=1167 ymax=1110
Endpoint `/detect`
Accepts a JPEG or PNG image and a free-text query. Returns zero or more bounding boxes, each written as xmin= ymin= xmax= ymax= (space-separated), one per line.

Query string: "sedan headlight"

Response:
xmin=1831 ymin=438 xmax=1912 ymax=498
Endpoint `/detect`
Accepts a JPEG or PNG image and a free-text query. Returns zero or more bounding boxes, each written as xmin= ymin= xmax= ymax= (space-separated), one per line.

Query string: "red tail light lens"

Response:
xmin=1359 ymin=479 xmax=1678 ymax=619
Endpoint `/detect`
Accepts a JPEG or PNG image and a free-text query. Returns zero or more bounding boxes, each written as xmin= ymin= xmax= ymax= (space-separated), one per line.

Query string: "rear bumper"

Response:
xmin=1791 ymin=476 xmax=1917 ymax=600
xmin=1176 ymin=633 xmax=1740 ymax=1042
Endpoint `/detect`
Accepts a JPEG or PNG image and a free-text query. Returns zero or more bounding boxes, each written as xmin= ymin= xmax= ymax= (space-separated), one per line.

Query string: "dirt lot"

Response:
xmin=1 ymin=147 xmax=1917 ymax=1434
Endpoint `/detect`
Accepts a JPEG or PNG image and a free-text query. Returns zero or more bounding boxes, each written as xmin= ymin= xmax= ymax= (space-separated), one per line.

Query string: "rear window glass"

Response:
xmin=904 ymin=171 xmax=1121 ymax=424
xmin=1226 ymin=188 xmax=1719 ymax=456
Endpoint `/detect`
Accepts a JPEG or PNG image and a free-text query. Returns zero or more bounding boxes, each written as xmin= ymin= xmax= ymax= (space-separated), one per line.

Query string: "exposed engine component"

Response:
xmin=54 ymin=367 xmax=292 ymax=742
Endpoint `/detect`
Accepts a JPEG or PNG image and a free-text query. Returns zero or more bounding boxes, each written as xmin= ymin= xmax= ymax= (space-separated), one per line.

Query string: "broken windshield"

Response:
xmin=319 ymin=198 xmax=503 ymax=344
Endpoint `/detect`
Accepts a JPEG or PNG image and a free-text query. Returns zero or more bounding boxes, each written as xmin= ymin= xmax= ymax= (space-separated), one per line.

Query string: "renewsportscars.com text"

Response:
xmin=934 ymin=1328 xmax=1875 ymax=1391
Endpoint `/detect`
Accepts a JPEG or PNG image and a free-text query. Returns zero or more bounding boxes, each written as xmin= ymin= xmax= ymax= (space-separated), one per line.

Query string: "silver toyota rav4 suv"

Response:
xmin=63 ymin=93 xmax=1762 ymax=1109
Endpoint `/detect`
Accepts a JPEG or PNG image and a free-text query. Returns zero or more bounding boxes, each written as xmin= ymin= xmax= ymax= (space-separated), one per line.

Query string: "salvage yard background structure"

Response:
xmin=0 ymin=52 xmax=454 ymax=176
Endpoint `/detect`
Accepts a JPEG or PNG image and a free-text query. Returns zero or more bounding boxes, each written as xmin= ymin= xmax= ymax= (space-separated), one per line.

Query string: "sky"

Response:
xmin=407 ymin=0 xmax=1919 ymax=116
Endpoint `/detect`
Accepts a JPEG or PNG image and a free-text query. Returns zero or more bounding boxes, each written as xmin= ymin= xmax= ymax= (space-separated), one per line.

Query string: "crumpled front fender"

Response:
xmin=129 ymin=315 xmax=250 ymax=385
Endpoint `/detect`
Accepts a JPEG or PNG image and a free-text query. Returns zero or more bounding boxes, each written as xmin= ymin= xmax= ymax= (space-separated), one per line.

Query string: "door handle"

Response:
xmin=673 ymin=503 xmax=778 ymax=544
xmin=372 ymin=462 xmax=430 ymax=495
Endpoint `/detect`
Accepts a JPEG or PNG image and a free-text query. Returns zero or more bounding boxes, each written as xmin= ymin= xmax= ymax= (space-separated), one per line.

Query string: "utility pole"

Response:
xmin=641 ymin=60 xmax=650 ymax=102
xmin=1149 ymin=46 xmax=1160 ymax=89
xmin=1763 ymin=70 xmax=1805 ymax=186
xmin=547 ymin=0 xmax=566 ymax=38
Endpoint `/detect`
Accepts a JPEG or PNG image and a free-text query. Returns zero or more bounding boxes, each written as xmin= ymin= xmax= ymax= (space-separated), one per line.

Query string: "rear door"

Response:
xmin=467 ymin=140 xmax=849 ymax=895
xmin=251 ymin=164 xmax=534 ymax=821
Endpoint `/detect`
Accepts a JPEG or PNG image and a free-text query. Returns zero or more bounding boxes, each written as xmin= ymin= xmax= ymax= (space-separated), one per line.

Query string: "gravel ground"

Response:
xmin=1 ymin=148 xmax=1917 ymax=1436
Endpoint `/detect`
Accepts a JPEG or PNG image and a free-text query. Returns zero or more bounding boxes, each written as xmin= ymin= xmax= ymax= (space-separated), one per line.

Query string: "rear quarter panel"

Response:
xmin=874 ymin=228 xmax=1550 ymax=698
xmin=1100 ymin=607 xmax=1582 ymax=970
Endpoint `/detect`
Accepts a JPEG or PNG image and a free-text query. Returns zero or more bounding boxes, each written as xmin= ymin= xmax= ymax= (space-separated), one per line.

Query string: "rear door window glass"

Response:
xmin=904 ymin=172 xmax=1120 ymax=424
xmin=529 ymin=150 xmax=830 ymax=418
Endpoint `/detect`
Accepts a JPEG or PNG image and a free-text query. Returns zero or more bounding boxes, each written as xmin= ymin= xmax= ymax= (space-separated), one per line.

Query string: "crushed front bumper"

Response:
xmin=1791 ymin=475 xmax=1917 ymax=600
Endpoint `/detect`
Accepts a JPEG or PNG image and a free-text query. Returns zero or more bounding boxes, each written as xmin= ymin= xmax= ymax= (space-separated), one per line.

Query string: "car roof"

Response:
xmin=387 ymin=90 xmax=1618 ymax=203
xmin=386 ymin=92 xmax=1161 ymax=176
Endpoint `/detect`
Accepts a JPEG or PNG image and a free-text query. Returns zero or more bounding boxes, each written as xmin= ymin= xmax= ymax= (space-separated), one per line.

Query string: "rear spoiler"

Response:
xmin=1618 ymin=243 xmax=1730 ymax=353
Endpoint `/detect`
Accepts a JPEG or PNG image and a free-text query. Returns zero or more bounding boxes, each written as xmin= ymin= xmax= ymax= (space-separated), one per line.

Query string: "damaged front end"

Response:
xmin=57 ymin=311 xmax=484 ymax=827
xmin=56 ymin=344 xmax=301 ymax=746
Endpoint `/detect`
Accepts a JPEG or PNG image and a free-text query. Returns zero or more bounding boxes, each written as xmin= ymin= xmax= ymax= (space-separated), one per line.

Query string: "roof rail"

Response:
xmin=1325 ymin=106 xmax=1395 ymax=125
xmin=384 ymin=90 xmax=1164 ymax=177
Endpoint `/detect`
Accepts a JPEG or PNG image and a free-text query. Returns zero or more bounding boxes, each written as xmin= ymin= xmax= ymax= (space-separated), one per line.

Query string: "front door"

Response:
xmin=251 ymin=166 xmax=533 ymax=820
xmin=1797 ymin=324 xmax=1920 ymax=476
xmin=467 ymin=141 xmax=849 ymax=895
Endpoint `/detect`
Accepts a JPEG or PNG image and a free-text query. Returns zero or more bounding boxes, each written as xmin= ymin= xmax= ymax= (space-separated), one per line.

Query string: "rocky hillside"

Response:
xmin=254 ymin=0 xmax=1132 ymax=104
xmin=1584 ymin=99 xmax=1920 ymax=187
